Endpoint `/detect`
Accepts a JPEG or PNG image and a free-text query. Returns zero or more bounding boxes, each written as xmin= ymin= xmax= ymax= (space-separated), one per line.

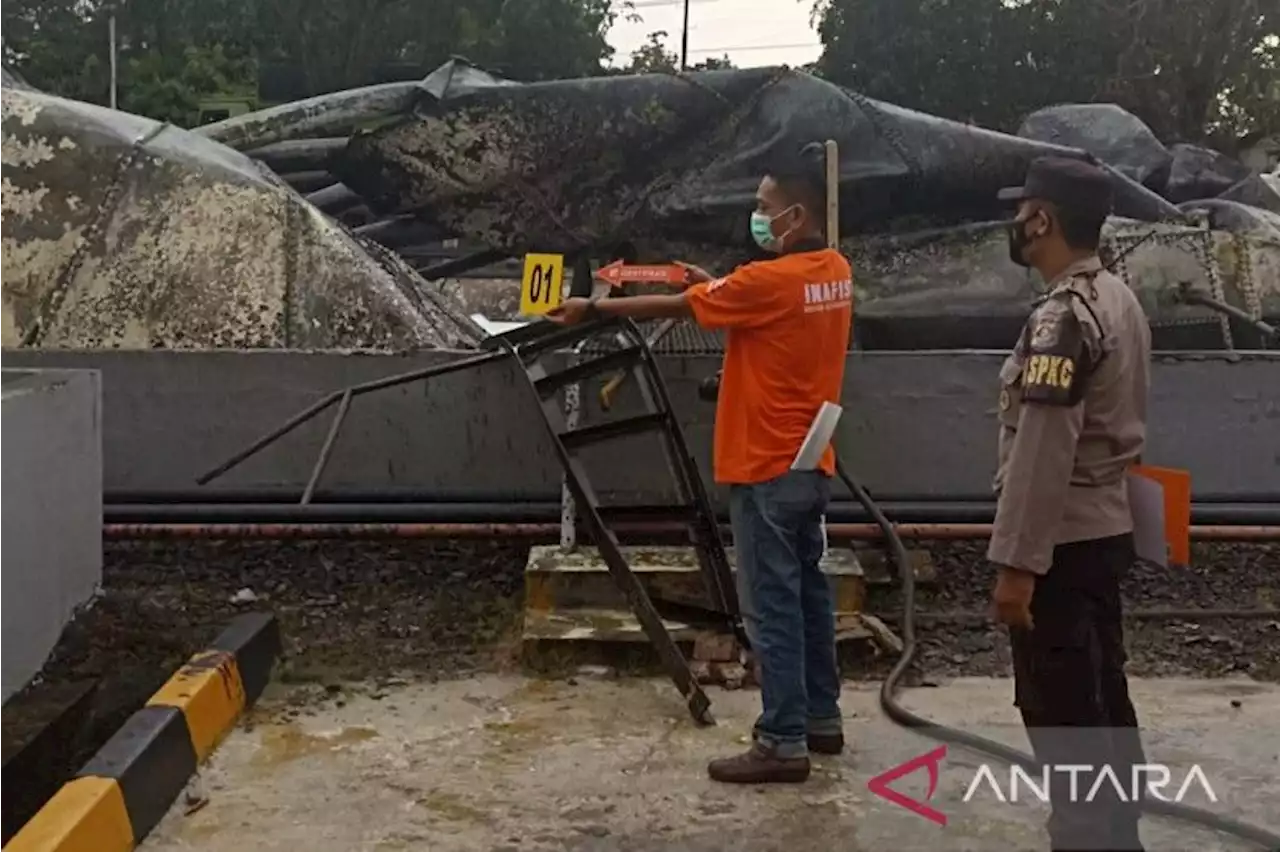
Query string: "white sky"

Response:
xmin=606 ymin=0 xmax=822 ymax=69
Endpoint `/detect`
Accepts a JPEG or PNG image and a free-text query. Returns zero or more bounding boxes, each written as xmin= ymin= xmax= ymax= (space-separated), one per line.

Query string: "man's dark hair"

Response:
xmin=1055 ymin=206 xmax=1106 ymax=251
xmin=766 ymin=143 xmax=827 ymax=220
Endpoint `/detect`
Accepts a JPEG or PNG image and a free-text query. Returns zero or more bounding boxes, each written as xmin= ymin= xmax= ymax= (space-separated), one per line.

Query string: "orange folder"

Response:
xmin=1130 ymin=465 xmax=1192 ymax=566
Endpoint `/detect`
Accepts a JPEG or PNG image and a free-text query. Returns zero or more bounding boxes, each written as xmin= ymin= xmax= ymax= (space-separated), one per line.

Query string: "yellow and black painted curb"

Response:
xmin=5 ymin=612 xmax=281 ymax=852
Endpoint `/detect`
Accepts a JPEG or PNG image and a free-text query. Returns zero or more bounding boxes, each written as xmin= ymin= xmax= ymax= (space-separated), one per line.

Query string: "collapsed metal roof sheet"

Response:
xmin=1 ymin=84 xmax=484 ymax=350
xmin=3 ymin=59 xmax=1276 ymax=353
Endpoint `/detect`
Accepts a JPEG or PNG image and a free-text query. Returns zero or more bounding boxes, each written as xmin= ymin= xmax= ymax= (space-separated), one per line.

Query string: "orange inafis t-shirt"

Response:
xmin=685 ymin=247 xmax=854 ymax=485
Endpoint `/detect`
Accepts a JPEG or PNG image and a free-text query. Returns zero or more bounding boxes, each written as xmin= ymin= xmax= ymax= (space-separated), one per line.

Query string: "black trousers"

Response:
xmin=1010 ymin=533 xmax=1147 ymax=852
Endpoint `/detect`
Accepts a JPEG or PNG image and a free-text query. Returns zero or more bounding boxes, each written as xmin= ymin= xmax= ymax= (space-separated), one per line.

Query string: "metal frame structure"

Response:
xmin=198 ymin=316 xmax=745 ymax=724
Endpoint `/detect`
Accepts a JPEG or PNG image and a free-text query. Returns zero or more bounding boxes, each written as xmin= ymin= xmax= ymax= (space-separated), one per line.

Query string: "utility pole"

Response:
xmin=108 ymin=15 xmax=118 ymax=109
xmin=680 ymin=0 xmax=690 ymax=70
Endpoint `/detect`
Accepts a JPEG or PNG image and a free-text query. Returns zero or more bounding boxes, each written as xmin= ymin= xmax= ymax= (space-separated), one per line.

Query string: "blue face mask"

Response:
xmin=749 ymin=206 xmax=797 ymax=253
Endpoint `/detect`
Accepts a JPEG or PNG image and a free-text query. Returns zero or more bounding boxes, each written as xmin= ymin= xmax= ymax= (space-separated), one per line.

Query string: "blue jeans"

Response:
xmin=730 ymin=469 xmax=842 ymax=758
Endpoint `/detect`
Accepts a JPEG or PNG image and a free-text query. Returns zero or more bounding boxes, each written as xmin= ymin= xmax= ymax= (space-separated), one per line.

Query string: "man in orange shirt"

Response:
xmin=547 ymin=152 xmax=854 ymax=784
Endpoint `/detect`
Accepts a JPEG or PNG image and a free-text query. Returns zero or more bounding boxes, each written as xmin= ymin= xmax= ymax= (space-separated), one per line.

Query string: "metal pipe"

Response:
xmin=195 ymin=349 xmax=508 ymax=485
xmin=105 ymin=501 xmax=1280 ymax=526
xmin=416 ymin=248 xmax=510 ymax=281
xmin=103 ymin=488 xmax=1280 ymax=506
xmin=108 ymin=15 xmax=118 ymax=110
xmin=99 ymin=502 xmax=1042 ymax=524
xmin=305 ymin=182 xmax=362 ymax=213
xmin=105 ymin=489 xmax=551 ymax=504
xmin=301 ymin=389 xmax=353 ymax=504
xmin=279 ymin=170 xmax=337 ymax=193
xmin=1179 ymin=287 xmax=1280 ymax=340
xmin=105 ymin=503 xmax=560 ymax=523
xmin=103 ymin=522 xmax=1280 ymax=542
xmin=243 ymin=137 xmax=349 ymax=173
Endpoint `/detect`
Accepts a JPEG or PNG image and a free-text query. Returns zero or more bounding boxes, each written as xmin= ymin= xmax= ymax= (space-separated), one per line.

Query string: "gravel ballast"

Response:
xmin=31 ymin=538 xmax=1280 ymax=699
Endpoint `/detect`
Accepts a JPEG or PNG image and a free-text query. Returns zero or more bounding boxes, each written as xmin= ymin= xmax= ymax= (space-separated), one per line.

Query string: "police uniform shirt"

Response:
xmin=988 ymin=256 xmax=1152 ymax=575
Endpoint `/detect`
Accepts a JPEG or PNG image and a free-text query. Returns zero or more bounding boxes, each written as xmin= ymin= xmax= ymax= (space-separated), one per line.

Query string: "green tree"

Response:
xmin=691 ymin=55 xmax=734 ymax=70
xmin=3 ymin=0 xmax=258 ymax=122
xmin=813 ymin=0 xmax=1279 ymax=144
xmin=255 ymin=0 xmax=621 ymax=93
xmin=1086 ymin=0 xmax=1279 ymax=145
xmin=626 ymin=30 xmax=679 ymax=72
xmin=2 ymin=0 xmax=625 ymax=124
xmin=120 ymin=44 xmax=255 ymax=126
xmin=815 ymin=0 xmax=1032 ymax=129
xmin=468 ymin=0 xmax=619 ymax=81
xmin=3 ymin=0 xmax=114 ymax=104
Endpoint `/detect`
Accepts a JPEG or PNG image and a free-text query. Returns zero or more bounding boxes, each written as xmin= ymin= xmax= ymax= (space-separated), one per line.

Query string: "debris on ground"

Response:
xmin=24 ymin=539 xmax=1276 ymax=716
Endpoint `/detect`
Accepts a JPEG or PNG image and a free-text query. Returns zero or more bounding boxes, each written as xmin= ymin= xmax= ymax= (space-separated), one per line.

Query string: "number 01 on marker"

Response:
xmin=520 ymin=253 xmax=565 ymax=316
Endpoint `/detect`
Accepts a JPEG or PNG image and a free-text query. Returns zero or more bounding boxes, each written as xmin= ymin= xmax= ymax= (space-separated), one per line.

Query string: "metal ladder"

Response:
xmin=483 ymin=316 xmax=743 ymax=725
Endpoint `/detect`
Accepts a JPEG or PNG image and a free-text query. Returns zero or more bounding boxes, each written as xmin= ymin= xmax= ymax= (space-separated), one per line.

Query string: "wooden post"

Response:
xmin=824 ymin=139 xmax=839 ymax=249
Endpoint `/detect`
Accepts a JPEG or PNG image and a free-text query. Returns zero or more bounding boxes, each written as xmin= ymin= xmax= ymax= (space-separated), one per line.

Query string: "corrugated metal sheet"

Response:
xmin=579 ymin=320 xmax=725 ymax=355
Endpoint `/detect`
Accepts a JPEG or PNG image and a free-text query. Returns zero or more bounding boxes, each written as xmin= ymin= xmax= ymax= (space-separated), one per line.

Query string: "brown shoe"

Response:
xmin=806 ymin=732 xmax=845 ymax=755
xmin=707 ymin=742 xmax=810 ymax=784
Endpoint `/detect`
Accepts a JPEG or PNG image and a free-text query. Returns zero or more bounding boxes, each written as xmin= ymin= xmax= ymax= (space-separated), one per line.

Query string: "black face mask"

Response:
xmin=1007 ymin=220 xmax=1034 ymax=267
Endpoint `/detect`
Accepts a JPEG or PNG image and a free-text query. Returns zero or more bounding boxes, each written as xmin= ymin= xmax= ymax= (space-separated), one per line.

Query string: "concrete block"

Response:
xmin=524 ymin=545 xmax=866 ymax=620
xmin=857 ymin=547 xmax=938 ymax=585
xmin=4 ymin=349 xmax=1275 ymax=504
xmin=1 ymin=369 xmax=103 ymax=702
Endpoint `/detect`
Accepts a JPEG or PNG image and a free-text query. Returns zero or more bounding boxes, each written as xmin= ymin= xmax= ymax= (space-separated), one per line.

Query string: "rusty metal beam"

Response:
xmin=102 ymin=522 xmax=1280 ymax=542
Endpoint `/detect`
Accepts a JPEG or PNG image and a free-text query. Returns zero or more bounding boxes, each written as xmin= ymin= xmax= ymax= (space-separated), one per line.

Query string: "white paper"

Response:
xmin=791 ymin=401 xmax=844 ymax=471
xmin=470 ymin=313 xmax=530 ymax=337
xmin=1128 ymin=472 xmax=1168 ymax=568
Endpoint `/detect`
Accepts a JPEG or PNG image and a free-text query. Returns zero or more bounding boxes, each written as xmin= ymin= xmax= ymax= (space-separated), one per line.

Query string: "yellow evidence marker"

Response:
xmin=520 ymin=253 xmax=565 ymax=316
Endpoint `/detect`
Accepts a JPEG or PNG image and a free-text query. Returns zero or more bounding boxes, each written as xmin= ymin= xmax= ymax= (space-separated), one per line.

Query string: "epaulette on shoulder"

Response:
xmin=1033 ymin=288 xmax=1079 ymax=311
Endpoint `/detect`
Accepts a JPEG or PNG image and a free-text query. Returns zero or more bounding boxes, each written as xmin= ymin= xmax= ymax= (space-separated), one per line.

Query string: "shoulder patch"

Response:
xmin=1020 ymin=297 xmax=1085 ymax=406
xmin=1029 ymin=299 xmax=1070 ymax=349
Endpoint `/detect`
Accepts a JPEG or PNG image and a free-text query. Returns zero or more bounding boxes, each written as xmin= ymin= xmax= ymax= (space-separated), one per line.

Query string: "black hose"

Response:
xmin=835 ymin=456 xmax=1280 ymax=848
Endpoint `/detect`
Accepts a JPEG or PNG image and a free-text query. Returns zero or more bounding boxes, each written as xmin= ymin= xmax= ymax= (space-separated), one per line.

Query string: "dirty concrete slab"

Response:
xmin=144 ymin=676 xmax=1279 ymax=852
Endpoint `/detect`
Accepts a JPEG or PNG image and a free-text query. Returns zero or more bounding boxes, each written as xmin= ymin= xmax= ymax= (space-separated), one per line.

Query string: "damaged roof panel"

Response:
xmin=1 ymin=85 xmax=484 ymax=350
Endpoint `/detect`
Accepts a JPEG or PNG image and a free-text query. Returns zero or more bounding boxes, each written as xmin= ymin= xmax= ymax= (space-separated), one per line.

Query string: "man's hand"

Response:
xmin=674 ymin=261 xmax=714 ymax=286
xmin=546 ymin=297 xmax=594 ymax=326
xmin=991 ymin=564 xmax=1036 ymax=630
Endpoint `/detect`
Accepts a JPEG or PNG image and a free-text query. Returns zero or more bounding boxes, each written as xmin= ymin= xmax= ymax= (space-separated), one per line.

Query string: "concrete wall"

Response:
xmin=3 ymin=349 xmax=1276 ymax=503
xmin=2 ymin=369 xmax=103 ymax=702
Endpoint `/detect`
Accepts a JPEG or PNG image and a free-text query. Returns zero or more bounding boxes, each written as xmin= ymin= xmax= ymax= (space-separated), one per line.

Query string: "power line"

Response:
xmin=628 ymin=0 xmax=718 ymax=7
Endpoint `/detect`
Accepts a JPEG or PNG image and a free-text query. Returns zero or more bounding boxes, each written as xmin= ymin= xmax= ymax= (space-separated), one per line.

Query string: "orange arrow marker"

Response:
xmin=594 ymin=260 xmax=689 ymax=287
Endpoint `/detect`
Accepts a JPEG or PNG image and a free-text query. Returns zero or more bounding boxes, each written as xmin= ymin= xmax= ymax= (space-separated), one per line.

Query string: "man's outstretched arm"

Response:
xmin=548 ymin=264 xmax=787 ymax=330
xmin=591 ymin=293 xmax=693 ymax=320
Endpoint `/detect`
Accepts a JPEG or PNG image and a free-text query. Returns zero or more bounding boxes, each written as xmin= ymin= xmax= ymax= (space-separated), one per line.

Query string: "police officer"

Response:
xmin=989 ymin=156 xmax=1151 ymax=852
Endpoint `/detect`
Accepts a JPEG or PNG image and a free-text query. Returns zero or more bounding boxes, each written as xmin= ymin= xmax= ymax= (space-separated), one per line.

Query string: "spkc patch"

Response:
xmin=1023 ymin=354 xmax=1074 ymax=390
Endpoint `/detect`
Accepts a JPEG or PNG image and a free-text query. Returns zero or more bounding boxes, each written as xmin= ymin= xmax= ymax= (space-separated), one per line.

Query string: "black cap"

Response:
xmin=998 ymin=156 xmax=1113 ymax=219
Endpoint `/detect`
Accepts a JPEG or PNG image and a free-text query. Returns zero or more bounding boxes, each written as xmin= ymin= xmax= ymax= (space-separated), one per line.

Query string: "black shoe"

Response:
xmin=751 ymin=725 xmax=845 ymax=755
xmin=807 ymin=732 xmax=845 ymax=755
